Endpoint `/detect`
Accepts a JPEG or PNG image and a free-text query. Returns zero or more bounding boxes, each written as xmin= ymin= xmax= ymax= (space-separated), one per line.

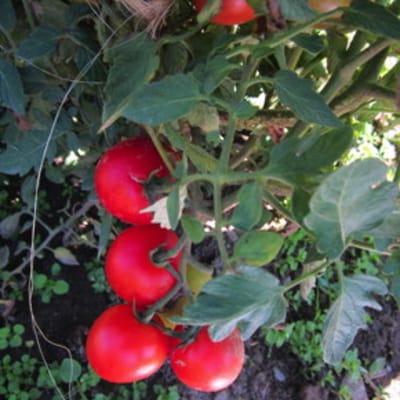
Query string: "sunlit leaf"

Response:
xmin=322 ymin=274 xmax=388 ymax=365
xmin=174 ymin=266 xmax=287 ymax=341
xmin=304 ymin=159 xmax=398 ymax=259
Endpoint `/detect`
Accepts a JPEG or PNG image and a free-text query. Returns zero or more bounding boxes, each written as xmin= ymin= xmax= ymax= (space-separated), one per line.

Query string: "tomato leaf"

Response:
xmin=0 ymin=130 xmax=61 ymax=176
xmin=54 ymin=247 xmax=79 ymax=266
xmin=304 ymin=159 xmax=398 ymax=259
xmin=322 ymin=274 xmax=388 ymax=365
xmin=229 ymin=182 xmax=263 ymax=231
xmin=167 ymin=187 xmax=181 ymax=230
xmin=280 ymin=0 xmax=316 ymax=21
xmin=274 ymin=70 xmax=341 ymax=127
xmin=233 ymin=231 xmax=283 ymax=267
xmin=344 ymin=0 xmax=400 ymax=41
xmin=383 ymin=251 xmax=400 ymax=306
xmin=0 ymin=246 xmax=10 ymax=269
xmin=292 ymin=33 xmax=325 ymax=54
xmin=17 ymin=26 xmax=62 ymax=61
xmin=174 ymin=266 xmax=287 ymax=341
xmin=265 ymin=126 xmax=353 ymax=185
xmin=0 ymin=57 xmax=25 ymax=114
xmin=0 ymin=0 xmax=16 ymax=32
xmin=181 ymin=215 xmax=205 ymax=244
xmin=122 ymin=74 xmax=201 ymax=125
xmin=193 ymin=55 xmax=237 ymax=94
xmin=101 ymin=34 xmax=160 ymax=130
xmin=0 ymin=212 xmax=21 ymax=239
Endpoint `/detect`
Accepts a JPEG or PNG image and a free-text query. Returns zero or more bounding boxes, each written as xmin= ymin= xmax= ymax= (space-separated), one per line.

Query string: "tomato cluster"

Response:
xmin=86 ymin=135 xmax=245 ymax=391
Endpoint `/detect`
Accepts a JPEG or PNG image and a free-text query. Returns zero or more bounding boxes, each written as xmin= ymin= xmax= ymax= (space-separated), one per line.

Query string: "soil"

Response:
xmin=1 ymin=178 xmax=400 ymax=400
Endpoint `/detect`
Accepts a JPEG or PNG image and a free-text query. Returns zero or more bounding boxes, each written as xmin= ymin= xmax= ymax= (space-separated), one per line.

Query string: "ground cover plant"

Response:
xmin=0 ymin=0 xmax=400 ymax=398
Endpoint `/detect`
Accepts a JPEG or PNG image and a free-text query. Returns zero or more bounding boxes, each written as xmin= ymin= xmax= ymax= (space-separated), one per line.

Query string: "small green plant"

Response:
xmin=84 ymin=259 xmax=112 ymax=294
xmin=0 ymin=324 xmax=25 ymax=350
xmin=34 ymin=263 xmax=69 ymax=303
xmin=154 ymin=384 xmax=180 ymax=400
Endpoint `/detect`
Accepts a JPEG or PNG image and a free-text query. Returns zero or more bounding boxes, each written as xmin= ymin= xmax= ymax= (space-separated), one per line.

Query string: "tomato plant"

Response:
xmin=105 ymin=224 xmax=182 ymax=308
xmin=94 ymin=136 xmax=170 ymax=225
xmin=194 ymin=0 xmax=256 ymax=25
xmin=170 ymin=327 xmax=245 ymax=392
xmin=86 ymin=304 xmax=169 ymax=383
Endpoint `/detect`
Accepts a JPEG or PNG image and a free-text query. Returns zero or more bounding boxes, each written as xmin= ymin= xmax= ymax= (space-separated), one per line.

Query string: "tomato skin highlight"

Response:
xmin=86 ymin=304 xmax=169 ymax=383
xmin=170 ymin=327 xmax=245 ymax=392
xmin=194 ymin=0 xmax=256 ymax=26
xmin=94 ymin=136 xmax=169 ymax=225
xmin=105 ymin=224 xmax=182 ymax=308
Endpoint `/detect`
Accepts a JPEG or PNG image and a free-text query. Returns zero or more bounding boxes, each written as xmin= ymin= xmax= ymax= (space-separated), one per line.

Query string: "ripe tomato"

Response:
xmin=94 ymin=136 xmax=169 ymax=225
xmin=308 ymin=0 xmax=351 ymax=14
xmin=105 ymin=224 xmax=182 ymax=308
xmin=194 ymin=0 xmax=256 ymax=26
xmin=170 ymin=326 xmax=245 ymax=392
xmin=86 ymin=304 xmax=169 ymax=383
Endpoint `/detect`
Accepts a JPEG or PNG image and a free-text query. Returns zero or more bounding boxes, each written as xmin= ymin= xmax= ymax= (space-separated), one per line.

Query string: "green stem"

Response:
xmin=213 ymin=182 xmax=231 ymax=272
xmin=140 ymin=280 xmax=183 ymax=322
xmin=288 ymin=47 xmax=303 ymax=71
xmin=146 ymin=126 xmax=175 ymax=174
xmin=283 ymin=260 xmax=331 ymax=292
xmin=350 ymin=240 xmax=392 ymax=256
xmin=219 ymin=114 xmax=237 ymax=171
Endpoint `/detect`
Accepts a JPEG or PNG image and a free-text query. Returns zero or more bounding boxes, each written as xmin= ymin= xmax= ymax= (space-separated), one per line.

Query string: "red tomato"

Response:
xmin=94 ymin=136 xmax=169 ymax=225
xmin=194 ymin=0 xmax=256 ymax=26
xmin=86 ymin=304 xmax=169 ymax=383
xmin=170 ymin=327 xmax=245 ymax=392
xmin=105 ymin=224 xmax=182 ymax=308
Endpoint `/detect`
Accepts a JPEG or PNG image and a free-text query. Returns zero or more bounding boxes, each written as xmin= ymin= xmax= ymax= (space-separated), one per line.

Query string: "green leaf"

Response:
xmin=34 ymin=274 xmax=48 ymax=289
xmin=266 ymin=126 xmax=353 ymax=184
xmin=344 ymin=0 xmax=400 ymax=41
xmin=17 ymin=26 xmax=62 ymax=61
xmin=292 ymin=33 xmax=325 ymax=54
xmin=0 ymin=0 xmax=16 ymax=32
xmin=368 ymin=209 xmax=400 ymax=249
xmin=181 ymin=215 xmax=205 ymax=244
xmin=97 ymin=211 xmax=113 ymax=259
xmin=0 ymin=57 xmax=25 ymax=114
xmin=383 ymin=251 xmax=400 ymax=306
xmin=52 ymin=280 xmax=70 ymax=295
xmin=175 ymin=266 xmax=287 ymax=341
xmin=322 ymin=274 xmax=388 ymax=365
xmin=230 ymin=182 xmax=263 ymax=231
xmin=233 ymin=231 xmax=283 ymax=267
xmin=101 ymin=34 xmax=160 ymax=130
xmin=167 ymin=188 xmax=180 ymax=230
xmin=304 ymin=159 xmax=398 ymax=259
xmin=280 ymin=0 xmax=316 ymax=21
xmin=193 ymin=56 xmax=237 ymax=94
xmin=0 ymin=130 xmax=60 ymax=175
xmin=196 ymin=0 xmax=222 ymax=24
xmin=59 ymin=359 xmax=82 ymax=383
xmin=54 ymin=247 xmax=79 ymax=266
xmin=0 ymin=213 xmax=21 ymax=239
xmin=274 ymin=70 xmax=341 ymax=127
xmin=122 ymin=74 xmax=201 ymax=125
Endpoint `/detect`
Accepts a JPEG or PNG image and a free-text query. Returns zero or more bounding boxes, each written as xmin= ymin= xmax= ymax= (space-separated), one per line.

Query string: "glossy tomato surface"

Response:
xmin=105 ymin=224 xmax=182 ymax=308
xmin=308 ymin=0 xmax=351 ymax=13
xmin=170 ymin=327 xmax=245 ymax=392
xmin=94 ymin=136 xmax=169 ymax=225
xmin=86 ymin=304 xmax=169 ymax=383
xmin=194 ymin=0 xmax=256 ymax=25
